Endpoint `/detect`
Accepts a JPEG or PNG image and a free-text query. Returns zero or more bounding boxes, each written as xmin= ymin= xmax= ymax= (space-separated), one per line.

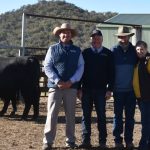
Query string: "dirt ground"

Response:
xmin=0 ymin=98 xmax=141 ymax=150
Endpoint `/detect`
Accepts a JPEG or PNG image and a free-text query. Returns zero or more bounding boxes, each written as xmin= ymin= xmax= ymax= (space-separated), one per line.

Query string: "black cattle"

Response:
xmin=0 ymin=56 xmax=40 ymax=120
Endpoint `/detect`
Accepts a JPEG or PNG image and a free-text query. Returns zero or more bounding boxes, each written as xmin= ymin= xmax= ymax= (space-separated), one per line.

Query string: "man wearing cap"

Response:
xmin=111 ymin=26 xmax=138 ymax=149
xmin=78 ymin=29 xmax=114 ymax=148
xmin=42 ymin=23 xmax=84 ymax=150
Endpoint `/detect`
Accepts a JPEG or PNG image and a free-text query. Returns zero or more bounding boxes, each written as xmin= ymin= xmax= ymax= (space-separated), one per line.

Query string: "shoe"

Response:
xmin=115 ymin=143 xmax=124 ymax=149
xmin=79 ymin=142 xmax=92 ymax=148
xmin=65 ymin=142 xmax=78 ymax=149
xmin=138 ymin=145 xmax=149 ymax=150
xmin=138 ymin=147 xmax=149 ymax=150
xmin=99 ymin=143 xmax=108 ymax=149
xmin=147 ymin=142 xmax=150 ymax=148
xmin=126 ymin=143 xmax=134 ymax=149
xmin=42 ymin=143 xmax=52 ymax=150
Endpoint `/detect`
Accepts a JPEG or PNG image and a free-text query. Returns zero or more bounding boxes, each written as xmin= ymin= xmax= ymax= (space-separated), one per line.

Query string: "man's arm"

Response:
xmin=44 ymin=47 xmax=60 ymax=84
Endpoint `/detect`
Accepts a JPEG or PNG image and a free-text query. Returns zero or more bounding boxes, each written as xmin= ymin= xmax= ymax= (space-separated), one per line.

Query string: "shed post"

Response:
xmin=132 ymin=27 xmax=142 ymax=46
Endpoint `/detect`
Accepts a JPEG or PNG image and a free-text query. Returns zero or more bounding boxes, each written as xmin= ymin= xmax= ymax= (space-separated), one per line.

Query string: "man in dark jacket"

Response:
xmin=111 ymin=26 xmax=137 ymax=150
xmin=79 ymin=29 xmax=114 ymax=148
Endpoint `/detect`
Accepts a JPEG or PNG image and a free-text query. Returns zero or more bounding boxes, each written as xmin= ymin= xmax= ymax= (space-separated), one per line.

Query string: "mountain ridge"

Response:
xmin=0 ymin=0 xmax=117 ymax=56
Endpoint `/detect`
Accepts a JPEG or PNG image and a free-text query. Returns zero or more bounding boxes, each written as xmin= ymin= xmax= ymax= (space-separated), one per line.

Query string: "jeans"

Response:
xmin=138 ymin=100 xmax=150 ymax=150
xmin=113 ymin=91 xmax=136 ymax=144
xmin=81 ymin=89 xmax=107 ymax=144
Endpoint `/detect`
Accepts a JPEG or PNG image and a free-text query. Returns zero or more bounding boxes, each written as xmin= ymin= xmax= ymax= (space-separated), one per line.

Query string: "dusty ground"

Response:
xmin=0 ymin=98 xmax=141 ymax=150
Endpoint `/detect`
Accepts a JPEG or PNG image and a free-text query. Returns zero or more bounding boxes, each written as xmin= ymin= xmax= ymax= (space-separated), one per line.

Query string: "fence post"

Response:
xmin=20 ymin=13 xmax=26 ymax=56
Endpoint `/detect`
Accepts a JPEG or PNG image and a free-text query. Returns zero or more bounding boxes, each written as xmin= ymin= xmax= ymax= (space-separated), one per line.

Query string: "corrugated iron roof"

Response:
xmin=105 ymin=14 xmax=150 ymax=25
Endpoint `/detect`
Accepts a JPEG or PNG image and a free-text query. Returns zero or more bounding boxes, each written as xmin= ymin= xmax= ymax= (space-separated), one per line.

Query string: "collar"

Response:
xmin=91 ymin=46 xmax=103 ymax=53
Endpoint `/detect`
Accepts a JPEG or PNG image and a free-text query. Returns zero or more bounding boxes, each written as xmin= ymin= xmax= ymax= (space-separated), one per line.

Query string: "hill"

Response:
xmin=0 ymin=0 xmax=117 ymax=56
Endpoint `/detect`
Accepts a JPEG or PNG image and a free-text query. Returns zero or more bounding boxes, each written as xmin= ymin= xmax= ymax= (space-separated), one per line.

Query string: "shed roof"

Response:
xmin=105 ymin=14 xmax=150 ymax=26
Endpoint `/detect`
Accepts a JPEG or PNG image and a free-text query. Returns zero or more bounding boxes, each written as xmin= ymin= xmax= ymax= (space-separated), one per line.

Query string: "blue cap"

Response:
xmin=90 ymin=29 xmax=102 ymax=37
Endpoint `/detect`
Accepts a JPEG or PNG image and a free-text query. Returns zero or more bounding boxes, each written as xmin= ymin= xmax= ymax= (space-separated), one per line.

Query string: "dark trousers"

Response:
xmin=138 ymin=100 xmax=150 ymax=150
xmin=81 ymin=89 xmax=107 ymax=144
xmin=113 ymin=91 xmax=136 ymax=144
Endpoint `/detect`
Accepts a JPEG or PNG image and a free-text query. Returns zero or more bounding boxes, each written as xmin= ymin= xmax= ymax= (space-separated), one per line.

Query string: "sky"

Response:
xmin=0 ymin=0 xmax=150 ymax=14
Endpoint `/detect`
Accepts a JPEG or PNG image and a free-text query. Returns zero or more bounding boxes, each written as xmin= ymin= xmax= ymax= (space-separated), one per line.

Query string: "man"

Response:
xmin=79 ymin=29 xmax=114 ymax=148
xmin=111 ymin=26 xmax=137 ymax=149
xmin=133 ymin=41 xmax=150 ymax=150
xmin=42 ymin=23 xmax=84 ymax=150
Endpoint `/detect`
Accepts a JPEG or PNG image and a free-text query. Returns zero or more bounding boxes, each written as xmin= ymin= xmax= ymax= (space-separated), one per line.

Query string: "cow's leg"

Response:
xmin=20 ymin=88 xmax=31 ymax=120
xmin=21 ymin=100 xmax=31 ymax=120
xmin=32 ymin=87 xmax=40 ymax=120
xmin=20 ymin=86 xmax=40 ymax=121
xmin=10 ymin=97 xmax=17 ymax=116
xmin=0 ymin=98 xmax=10 ymax=116
xmin=32 ymin=98 xmax=39 ymax=120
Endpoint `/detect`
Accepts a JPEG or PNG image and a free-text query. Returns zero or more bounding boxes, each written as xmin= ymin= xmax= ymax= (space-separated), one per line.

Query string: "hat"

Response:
xmin=53 ymin=23 xmax=77 ymax=37
xmin=115 ymin=26 xmax=134 ymax=37
xmin=90 ymin=29 xmax=103 ymax=37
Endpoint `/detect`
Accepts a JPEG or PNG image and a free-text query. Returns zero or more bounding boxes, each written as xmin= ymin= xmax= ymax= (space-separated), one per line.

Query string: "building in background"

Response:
xmin=97 ymin=14 xmax=150 ymax=51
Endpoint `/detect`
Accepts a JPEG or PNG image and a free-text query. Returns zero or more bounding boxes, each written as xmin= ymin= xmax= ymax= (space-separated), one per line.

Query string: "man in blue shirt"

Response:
xmin=111 ymin=26 xmax=137 ymax=150
xmin=42 ymin=23 xmax=84 ymax=150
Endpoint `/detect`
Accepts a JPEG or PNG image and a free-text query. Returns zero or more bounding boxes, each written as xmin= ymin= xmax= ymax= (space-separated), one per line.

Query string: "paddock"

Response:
xmin=0 ymin=98 xmax=141 ymax=150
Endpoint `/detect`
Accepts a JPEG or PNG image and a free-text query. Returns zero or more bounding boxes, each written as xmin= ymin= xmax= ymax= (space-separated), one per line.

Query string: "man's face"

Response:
xmin=59 ymin=29 xmax=72 ymax=44
xmin=136 ymin=44 xmax=147 ymax=58
xmin=118 ymin=35 xmax=130 ymax=45
xmin=91 ymin=35 xmax=103 ymax=48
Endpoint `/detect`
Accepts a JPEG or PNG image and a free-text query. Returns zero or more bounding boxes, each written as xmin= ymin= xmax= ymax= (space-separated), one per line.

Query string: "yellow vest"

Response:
xmin=133 ymin=59 xmax=150 ymax=99
xmin=133 ymin=63 xmax=141 ymax=98
xmin=147 ymin=59 xmax=150 ymax=73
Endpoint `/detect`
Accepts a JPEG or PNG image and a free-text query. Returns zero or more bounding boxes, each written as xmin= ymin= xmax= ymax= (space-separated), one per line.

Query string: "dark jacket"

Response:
xmin=133 ymin=53 xmax=150 ymax=101
xmin=111 ymin=42 xmax=137 ymax=92
xmin=80 ymin=47 xmax=114 ymax=91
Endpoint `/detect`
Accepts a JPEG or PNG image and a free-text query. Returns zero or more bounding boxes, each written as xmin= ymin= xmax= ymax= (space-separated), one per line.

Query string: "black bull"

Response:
xmin=0 ymin=56 xmax=41 ymax=120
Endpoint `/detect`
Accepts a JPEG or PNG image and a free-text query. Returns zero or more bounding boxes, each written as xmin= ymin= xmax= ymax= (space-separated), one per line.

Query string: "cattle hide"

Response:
xmin=0 ymin=56 xmax=40 ymax=120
